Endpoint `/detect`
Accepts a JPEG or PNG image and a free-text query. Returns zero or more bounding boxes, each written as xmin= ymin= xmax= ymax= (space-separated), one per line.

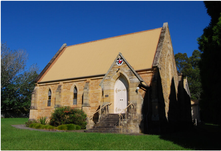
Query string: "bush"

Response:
xmin=69 ymin=109 xmax=87 ymax=129
xmin=40 ymin=125 xmax=47 ymax=129
xmin=33 ymin=123 xmax=43 ymax=129
xmin=44 ymin=125 xmax=56 ymax=130
xmin=29 ymin=123 xmax=41 ymax=129
xmin=29 ymin=123 xmax=36 ymax=128
xmin=25 ymin=119 xmax=38 ymax=127
xmin=38 ymin=117 xmax=47 ymax=125
xmin=49 ymin=106 xmax=87 ymax=129
xmin=29 ymin=123 xmax=57 ymax=130
xmin=76 ymin=125 xmax=81 ymax=130
xmin=57 ymin=125 xmax=68 ymax=130
xmin=66 ymin=124 xmax=76 ymax=130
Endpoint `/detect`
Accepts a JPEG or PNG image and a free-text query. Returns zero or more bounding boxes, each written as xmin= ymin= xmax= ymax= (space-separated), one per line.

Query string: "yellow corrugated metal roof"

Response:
xmin=39 ymin=27 xmax=162 ymax=82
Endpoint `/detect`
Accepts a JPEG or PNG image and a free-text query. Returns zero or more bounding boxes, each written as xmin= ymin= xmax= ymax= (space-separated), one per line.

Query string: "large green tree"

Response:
xmin=198 ymin=1 xmax=221 ymax=124
xmin=175 ymin=50 xmax=202 ymax=101
xmin=1 ymin=43 xmax=39 ymax=117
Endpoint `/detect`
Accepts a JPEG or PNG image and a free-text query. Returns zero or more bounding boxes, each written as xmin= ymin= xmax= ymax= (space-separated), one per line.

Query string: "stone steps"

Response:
xmin=85 ymin=114 xmax=121 ymax=133
xmin=85 ymin=127 xmax=120 ymax=133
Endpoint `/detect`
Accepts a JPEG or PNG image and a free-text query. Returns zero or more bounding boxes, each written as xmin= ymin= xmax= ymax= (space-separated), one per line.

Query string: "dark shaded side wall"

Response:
xmin=141 ymin=23 xmax=192 ymax=134
xmin=141 ymin=68 xmax=192 ymax=134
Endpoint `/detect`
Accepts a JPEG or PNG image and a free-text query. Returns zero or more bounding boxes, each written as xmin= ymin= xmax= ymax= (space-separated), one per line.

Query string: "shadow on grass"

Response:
xmin=159 ymin=124 xmax=221 ymax=150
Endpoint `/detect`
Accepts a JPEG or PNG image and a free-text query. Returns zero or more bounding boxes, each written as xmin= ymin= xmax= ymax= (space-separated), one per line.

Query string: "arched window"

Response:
xmin=73 ymin=87 xmax=77 ymax=105
xmin=48 ymin=89 xmax=51 ymax=106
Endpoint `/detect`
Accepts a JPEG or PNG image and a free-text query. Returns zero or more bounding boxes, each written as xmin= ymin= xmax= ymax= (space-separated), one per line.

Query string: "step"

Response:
xmin=94 ymin=125 xmax=116 ymax=128
xmin=85 ymin=128 xmax=120 ymax=133
xmin=90 ymin=127 xmax=120 ymax=131
xmin=85 ymin=113 xmax=122 ymax=133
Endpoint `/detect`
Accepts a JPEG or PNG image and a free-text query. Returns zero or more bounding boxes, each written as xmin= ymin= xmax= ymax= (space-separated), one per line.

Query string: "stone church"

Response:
xmin=29 ymin=22 xmax=192 ymax=134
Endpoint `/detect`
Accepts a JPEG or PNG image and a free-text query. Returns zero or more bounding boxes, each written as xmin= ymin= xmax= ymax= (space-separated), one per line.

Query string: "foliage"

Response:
xmin=29 ymin=123 xmax=37 ymax=128
xmin=76 ymin=125 xmax=81 ymax=130
xmin=66 ymin=124 xmax=76 ymax=130
xmin=1 ymin=43 xmax=39 ymax=117
xmin=44 ymin=125 xmax=57 ymax=130
xmin=49 ymin=106 xmax=68 ymax=126
xmin=1 ymin=43 xmax=28 ymax=89
xmin=197 ymin=2 xmax=221 ymax=125
xmin=27 ymin=121 xmax=80 ymax=130
xmin=175 ymin=53 xmax=191 ymax=76
xmin=49 ymin=106 xmax=87 ymax=129
xmin=68 ymin=109 xmax=87 ymax=129
xmin=57 ymin=124 xmax=68 ymax=130
xmin=57 ymin=124 xmax=81 ymax=130
xmin=25 ymin=119 xmax=38 ymax=127
xmin=66 ymin=124 xmax=81 ymax=130
xmin=33 ymin=123 xmax=42 ymax=129
xmin=28 ymin=123 xmax=56 ymax=130
xmin=38 ymin=117 xmax=47 ymax=125
xmin=175 ymin=50 xmax=202 ymax=100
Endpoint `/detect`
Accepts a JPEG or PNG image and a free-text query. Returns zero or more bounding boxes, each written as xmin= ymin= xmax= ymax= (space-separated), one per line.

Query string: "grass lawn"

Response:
xmin=1 ymin=118 xmax=221 ymax=150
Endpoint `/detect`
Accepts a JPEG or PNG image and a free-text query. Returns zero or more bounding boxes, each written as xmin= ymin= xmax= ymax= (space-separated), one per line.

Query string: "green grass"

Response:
xmin=1 ymin=118 xmax=221 ymax=150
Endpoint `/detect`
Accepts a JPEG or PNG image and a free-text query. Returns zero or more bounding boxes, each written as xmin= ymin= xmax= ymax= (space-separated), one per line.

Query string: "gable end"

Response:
xmin=35 ymin=43 xmax=67 ymax=82
xmin=152 ymin=22 xmax=168 ymax=67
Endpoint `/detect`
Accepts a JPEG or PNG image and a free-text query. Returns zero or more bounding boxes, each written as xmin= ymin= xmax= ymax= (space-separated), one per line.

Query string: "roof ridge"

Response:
xmin=67 ymin=27 xmax=162 ymax=48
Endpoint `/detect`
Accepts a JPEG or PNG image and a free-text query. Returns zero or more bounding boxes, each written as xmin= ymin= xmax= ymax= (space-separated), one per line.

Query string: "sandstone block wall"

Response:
xmin=156 ymin=24 xmax=179 ymax=120
xmin=29 ymin=77 xmax=103 ymax=121
xmin=99 ymin=56 xmax=154 ymax=133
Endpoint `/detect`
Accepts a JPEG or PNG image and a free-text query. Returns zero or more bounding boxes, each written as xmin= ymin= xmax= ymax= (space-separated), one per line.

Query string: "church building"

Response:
xmin=29 ymin=22 xmax=192 ymax=134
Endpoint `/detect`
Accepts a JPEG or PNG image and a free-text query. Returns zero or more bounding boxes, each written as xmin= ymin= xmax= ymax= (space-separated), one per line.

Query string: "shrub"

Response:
xmin=29 ymin=123 xmax=36 ymax=128
xmin=66 ymin=124 xmax=76 ymax=130
xmin=25 ymin=119 xmax=38 ymax=127
xmin=38 ymin=117 xmax=47 ymax=125
xmin=69 ymin=109 xmax=87 ymax=129
xmin=29 ymin=123 xmax=57 ymax=130
xmin=34 ymin=123 xmax=43 ymax=129
xmin=76 ymin=125 xmax=81 ymax=130
xmin=44 ymin=125 xmax=56 ymax=130
xmin=29 ymin=123 xmax=41 ymax=129
xmin=40 ymin=125 xmax=47 ymax=129
xmin=49 ymin=106 xmax=87 ymax=128
xmin=57 ymin=125 xmax=68 ymax=130
xmin=49 ymin=106 xmax=69 ymax=126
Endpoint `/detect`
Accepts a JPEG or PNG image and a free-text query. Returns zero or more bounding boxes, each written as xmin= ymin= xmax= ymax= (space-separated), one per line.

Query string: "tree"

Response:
xmin=189 ymin=50 xmax=202 ymax=100
xmin=175 ymin=52 xmax=192 ymax=77
xmin=1 ymin=43 xmax=28 ymax=88
xmin=1 ymin=43 xmax=39 ymax=117
xmin=175 ymin=50 xmax=202 ymax=101
xmin=197 ymin=1 xmax=221 ymax=124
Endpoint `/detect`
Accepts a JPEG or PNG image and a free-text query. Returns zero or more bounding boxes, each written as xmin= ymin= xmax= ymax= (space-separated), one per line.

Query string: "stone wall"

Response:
xmin=154 ymin=23 xmax=179 ymax=120
xmin=149 ymin=23 xmax=192 ymax=134
xmin=29 ymin=53 xmax=158 ymax=133
xmin=29 ymin=77 xmax=103 ymax=121
xmin=99 ymin=54 xmax=155 ymax=133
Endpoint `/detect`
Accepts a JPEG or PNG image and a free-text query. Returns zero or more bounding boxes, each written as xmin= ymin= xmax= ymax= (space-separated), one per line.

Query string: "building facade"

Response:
xmin=29 ymin=22 xmax=192 ymax=133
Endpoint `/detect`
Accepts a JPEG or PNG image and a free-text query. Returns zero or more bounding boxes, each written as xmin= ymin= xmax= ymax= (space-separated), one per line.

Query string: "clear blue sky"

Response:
xmin=1 ymin=1 xmax=210 ymax=72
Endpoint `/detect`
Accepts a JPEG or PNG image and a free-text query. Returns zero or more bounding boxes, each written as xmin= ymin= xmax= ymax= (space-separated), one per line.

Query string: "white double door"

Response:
xmin=114 ymin=76 xmax=128 ymax=113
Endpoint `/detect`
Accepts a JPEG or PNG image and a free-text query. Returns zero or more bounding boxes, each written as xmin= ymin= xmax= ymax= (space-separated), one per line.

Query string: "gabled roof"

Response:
xmin=38 ymin=27 xmax=162 ymax=83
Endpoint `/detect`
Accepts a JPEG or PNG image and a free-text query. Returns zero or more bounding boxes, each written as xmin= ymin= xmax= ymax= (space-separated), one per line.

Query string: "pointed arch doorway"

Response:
xmin=114 ymin=75 xmax=128 ymax=113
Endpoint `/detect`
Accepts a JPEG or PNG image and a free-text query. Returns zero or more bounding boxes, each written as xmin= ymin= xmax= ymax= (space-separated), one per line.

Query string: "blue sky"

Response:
xmin=1 ymin=1 xmax=210 ymax=72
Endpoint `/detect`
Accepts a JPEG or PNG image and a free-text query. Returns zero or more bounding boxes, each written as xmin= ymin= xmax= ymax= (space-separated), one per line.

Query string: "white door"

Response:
xmin=114 ymin=76 xmax=128 ymax=113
